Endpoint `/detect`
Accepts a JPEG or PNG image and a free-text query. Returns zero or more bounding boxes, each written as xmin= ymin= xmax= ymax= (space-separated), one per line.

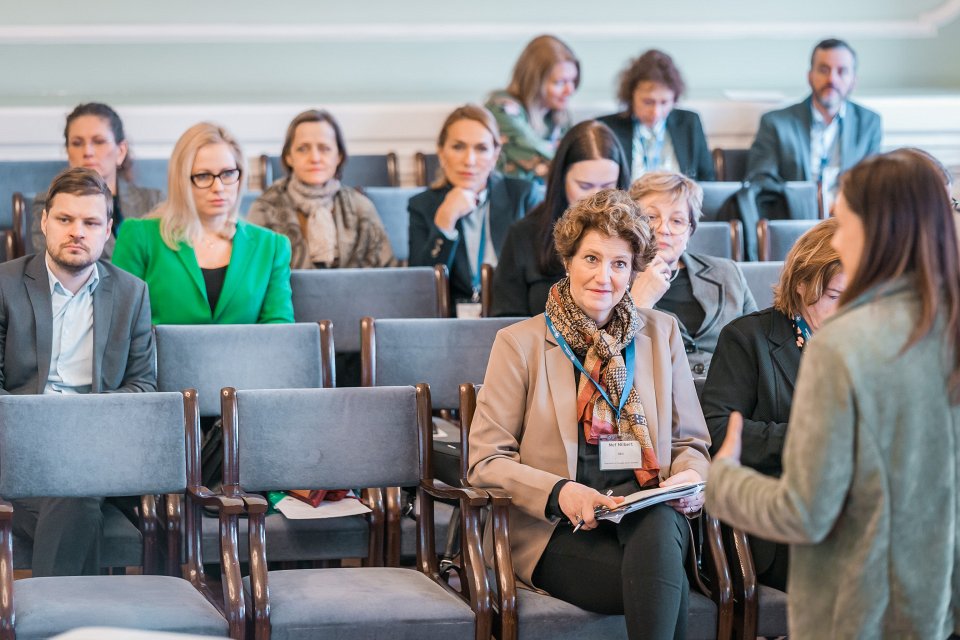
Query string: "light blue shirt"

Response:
xmin=631 ymin=118 xmax=678 ymax=182
xmin=44 ymin=256 xmax=99 ymax=395
xmin=438 ymin=189 xmax=497 ymax=274
xmin=810 ymin=101 xmax=846 ymax=213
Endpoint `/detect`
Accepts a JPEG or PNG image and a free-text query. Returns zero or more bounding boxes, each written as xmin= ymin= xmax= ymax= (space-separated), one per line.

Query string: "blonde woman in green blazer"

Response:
xmin=113 ymin=122 xmax=293 ymax=325
xmin=707 ymin=151 xmax=960 ymax=639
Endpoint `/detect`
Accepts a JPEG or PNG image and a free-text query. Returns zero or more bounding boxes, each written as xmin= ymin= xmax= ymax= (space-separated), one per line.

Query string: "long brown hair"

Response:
xmin=505 ymin=35 xmax=580 ymax=113
xmin=839 ymin=150 xmax=960 ymax=401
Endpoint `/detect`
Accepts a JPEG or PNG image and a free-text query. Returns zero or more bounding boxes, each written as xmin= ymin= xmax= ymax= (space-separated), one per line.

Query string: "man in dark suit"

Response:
xmin=0 ymin=167 xmax=155 ymax=576
xmin=746 ymin=38 xmax=882 ymax=212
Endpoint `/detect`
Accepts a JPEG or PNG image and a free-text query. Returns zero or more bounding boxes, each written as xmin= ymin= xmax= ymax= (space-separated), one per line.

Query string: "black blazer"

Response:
xmin=490 ymin=211 xmax=560 ymax=318
xmin=597 ymin=109 xmax=716 ymax=181
xmin=700 ymin=307 xmax=800 ymax=477
xmin=408 ymin=172 xmax=538 ymax=306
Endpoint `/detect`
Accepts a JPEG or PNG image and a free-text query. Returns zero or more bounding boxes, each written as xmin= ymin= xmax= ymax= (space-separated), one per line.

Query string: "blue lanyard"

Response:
xmin=817 ymin=116 xmax=842 ymax=185
xmin=471 ymin=206 xmax=487 ymax=301
xmin=640 ymin=126 xmax=666 ymax=171
xmin=545 ymin=315 xmax=636 ymax=421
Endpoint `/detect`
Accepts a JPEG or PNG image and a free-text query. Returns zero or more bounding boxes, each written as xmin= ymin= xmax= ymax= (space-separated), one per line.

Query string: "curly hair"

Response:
xmin=615 ymin=49 xmax=686 ymax=108
xmin=553 ymin=189 xmax=657 ymax=274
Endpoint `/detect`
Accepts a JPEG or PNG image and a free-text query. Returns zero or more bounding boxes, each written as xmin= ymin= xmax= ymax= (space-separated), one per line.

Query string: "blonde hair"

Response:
xmin=628 ymin=170 xmax=704 ymax=233
xmin=153 ymin=122 xmax=245 ymax=249
xmin=772 ymin=218 xmax=841 ymax=318
xmin=506 ymin=35 xmax=580 ymax=113
xmin=432 ymin=104 xmax=501 ymax=189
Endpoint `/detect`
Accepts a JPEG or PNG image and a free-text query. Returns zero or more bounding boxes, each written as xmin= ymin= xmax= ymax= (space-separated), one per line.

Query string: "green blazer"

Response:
xmin=111 ymin=217 xmax=294 ymax=325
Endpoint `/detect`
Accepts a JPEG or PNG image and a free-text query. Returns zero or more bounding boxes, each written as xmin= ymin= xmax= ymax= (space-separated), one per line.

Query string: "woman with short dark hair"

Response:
xmin=598 ymin=50 xmax=714 ymax=181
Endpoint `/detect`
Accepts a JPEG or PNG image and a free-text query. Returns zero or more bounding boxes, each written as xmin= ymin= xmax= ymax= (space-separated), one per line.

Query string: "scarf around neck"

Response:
xmin=545 ymin=278 xmax=661 ymax=486
xmin=286 ymin=176 xmax=341 ymax=265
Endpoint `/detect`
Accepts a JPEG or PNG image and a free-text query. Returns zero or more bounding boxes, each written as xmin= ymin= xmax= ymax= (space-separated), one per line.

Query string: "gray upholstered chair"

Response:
xmin=291 ymin=266 xmax=450 ymax=354
xmin=687 ymin=221 xmax=743 ymax=261
xmin=756 ymin=218 xmax=819 ymax=261
xmin=415 ymin=152 xmax=441 ymax=187
xmin=711 ymin=148 xmax=750 ymax=183
xmin=220 ymin=384 xmax=492 ymax=640
xmin=155 ymin=322 xmax=381 ymax=573
xmin=0 ymin=392 xmax=240 ymax=639
xmin=360 ymin=316 xmax=523 ymax=565
xmin=238 ymin=191 xmax=261 ymax=218
xmin=737 ymin=261 xmax=784 ymax=310
xmin=259 ymin=152 xmax=400 ymax=190
xmin=699 ymin=182 xmax=742 ymax=222
xmin=362 ymin=186 xmax=426 ymax=264
xmin=0 ymin=160 xmax=65 ymax=231
xmin=458 ymin=384 xmax=734 ymax=640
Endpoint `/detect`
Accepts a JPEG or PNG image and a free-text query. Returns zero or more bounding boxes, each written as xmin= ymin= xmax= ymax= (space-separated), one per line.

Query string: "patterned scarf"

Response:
xmin=287 ymin=176 xmax=341 ymax=265
xmin=545 ymin=278 xmax=661 ymax=487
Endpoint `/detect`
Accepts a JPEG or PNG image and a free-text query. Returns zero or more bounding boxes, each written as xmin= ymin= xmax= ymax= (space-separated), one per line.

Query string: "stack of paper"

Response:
xmin=596 ymin=481 xmax=705 ymax=524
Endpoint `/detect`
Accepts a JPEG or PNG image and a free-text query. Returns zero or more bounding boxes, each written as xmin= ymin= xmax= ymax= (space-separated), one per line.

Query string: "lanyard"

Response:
xmin=639 ymin=126 xmax=666 ymax=172
xmin=545 ymin=315 xmax=636 ymax=421
xmin=471 ymin=205 xmax=488 ymax=301
xmin=817 ymin=115 xmax=842 ymax=185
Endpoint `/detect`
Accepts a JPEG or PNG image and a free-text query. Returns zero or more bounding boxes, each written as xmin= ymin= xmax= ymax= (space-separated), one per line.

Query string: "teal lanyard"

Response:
xmin=545 ymin=314 xmax=636 ymax=421
xmin=471 ymin=208 xmax=487 ymax=302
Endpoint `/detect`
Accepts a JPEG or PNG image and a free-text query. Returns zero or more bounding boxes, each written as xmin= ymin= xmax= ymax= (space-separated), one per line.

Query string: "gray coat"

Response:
xmin=655 ymin=252 xmax=758 ymax=376
xmin=707 ymin=279 xmax=960 ymax=639
xmin=745 ymin=96 xmax=882 ymax=184
xmin=30 ymin=179 xmax=163 ymax=257
xmin=0 ymin=255 xmax=156 ymax=395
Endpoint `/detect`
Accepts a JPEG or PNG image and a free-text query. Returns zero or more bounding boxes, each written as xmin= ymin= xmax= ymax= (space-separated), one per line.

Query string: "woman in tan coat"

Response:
xmin=468 ymin=189 xmax=710 ymax=640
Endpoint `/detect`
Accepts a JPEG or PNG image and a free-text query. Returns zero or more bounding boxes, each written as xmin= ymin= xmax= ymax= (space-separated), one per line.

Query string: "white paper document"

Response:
xmin=596 ymin=481 xmax=705 ymax=524
xmin=275 ymin=494 xmax=372 ymax=520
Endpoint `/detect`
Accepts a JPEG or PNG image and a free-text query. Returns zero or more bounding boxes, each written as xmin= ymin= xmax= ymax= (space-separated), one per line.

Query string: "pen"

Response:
xmin=573 ymin=489 xmax=614 ymax=533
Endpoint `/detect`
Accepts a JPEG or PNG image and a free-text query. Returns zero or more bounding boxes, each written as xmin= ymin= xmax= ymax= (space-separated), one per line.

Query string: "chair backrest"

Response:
xmin=699 ymin=182 xmax=742 ymax=222
xmin=415 ymin=152 xmax=441 ymax=187
xmin=261 ymin=153 xmax=400 ymax=190
xmin=155 ymin=323 xmax=330 ymax=417
xmin=757 ymin=219 xmax=819 ymax=262
xmin=362 ymin=317 xmax=520 ymax=409
xmin=783 ymin=181 xmax=820 ymax=219
xmin=0 ymin=160 xmax=67 ymax=227
xmin=711 ymin=148 xmax=750 ymax=182
xmin=238 ymin=191 xmax=261 ymax=217
xmin=362 ymin=186 xmax=426 ymax=263
xmin=0 ymin=229 xmax=14 ymax=263
xmin=738 ymin=261 xmax=784 ymax=310
xmin=0 ymin=392 xmax=187 ymax=498
xmin=11 ymin=192 xmax=33 ymax=257
xmin=229 ymin=386 xmax=424 ymax=492
xmin=687 ymin=220 xmax=742 ymax=261
xmin=130 ymin=158 xmax=169 ymax=194
xmin=291 ymin=266 xmax=449 ymax=352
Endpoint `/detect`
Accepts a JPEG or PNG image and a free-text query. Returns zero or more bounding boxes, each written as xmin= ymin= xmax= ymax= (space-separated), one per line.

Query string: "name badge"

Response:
xmin=455 ymin=302 xmax=482 ymax=319
xmin=599 ymin=436 xmax=643 ymax=470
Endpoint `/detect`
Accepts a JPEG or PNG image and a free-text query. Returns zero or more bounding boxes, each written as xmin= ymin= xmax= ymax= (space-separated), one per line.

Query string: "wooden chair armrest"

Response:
xmin=487 ymin=490 xmax=519 ymax=640
xmin=723 ymin=524 xmax=759 ymax=640
xmin=695 ymin=512 xmax=734 ymax=640
xmin=420 ymin=478 xmax=487 ymax=508
xmin=188 ymin=486 xmax=245 ymax=514
xmin=139 ymin=495 xmax=160 ymax=575
xmin=361 ymin=487 xmax=385 ymax=567
xmin=483 ymin=487 xmax=512 ymax=507
xmin=0 ymin=499 xmax=12 ymax=519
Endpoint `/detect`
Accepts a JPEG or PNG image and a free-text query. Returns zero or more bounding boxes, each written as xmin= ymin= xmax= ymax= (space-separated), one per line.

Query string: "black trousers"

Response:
xmin=12 ymin=497 xmax=105 ymax=576
xmin=532 ymin=503 xmax=690 ymax=640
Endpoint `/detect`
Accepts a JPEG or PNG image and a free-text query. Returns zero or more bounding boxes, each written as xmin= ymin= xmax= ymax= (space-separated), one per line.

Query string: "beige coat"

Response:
xmin=707 ymin=280 xmax=960 ymax=639
xmin=468 ymin=312 xmax=711 ymax=586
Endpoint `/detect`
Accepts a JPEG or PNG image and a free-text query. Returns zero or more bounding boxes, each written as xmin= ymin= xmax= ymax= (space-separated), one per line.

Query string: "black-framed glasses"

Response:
xmin=190 ymin=168 xmax=241 ymax=189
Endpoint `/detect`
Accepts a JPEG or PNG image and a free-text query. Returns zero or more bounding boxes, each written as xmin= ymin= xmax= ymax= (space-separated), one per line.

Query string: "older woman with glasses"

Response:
xmin=629 ymin=171 xmax=756 ymax=376
xmin=112 ymin=122 xmax=293 ymax=324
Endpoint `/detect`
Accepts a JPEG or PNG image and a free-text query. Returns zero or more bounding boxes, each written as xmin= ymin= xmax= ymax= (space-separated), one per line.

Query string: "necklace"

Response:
xmin=668 ymin=268 xmax=681 ymax=283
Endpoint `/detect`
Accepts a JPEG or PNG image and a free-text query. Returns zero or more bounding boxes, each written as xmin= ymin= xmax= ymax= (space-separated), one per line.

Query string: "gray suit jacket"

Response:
xmin=29 ymin=179 xmax=163 ymax=257
xmin=745 ymin=96 xmax=881 ymax=184
xmin=654 ymin=253 xmax=758 ymax=376
xmin=0 ymin=254 xmax=156 ymax=395
xmin=707 ymin=279 xmax=960 ymax=639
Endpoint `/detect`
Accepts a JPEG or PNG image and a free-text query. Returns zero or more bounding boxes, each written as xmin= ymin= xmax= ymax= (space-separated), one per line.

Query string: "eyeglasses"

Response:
xmin=646 ymin=214 xmax=691 ymax=235
xmin=190 ymin=168 xmax=241 ymax=189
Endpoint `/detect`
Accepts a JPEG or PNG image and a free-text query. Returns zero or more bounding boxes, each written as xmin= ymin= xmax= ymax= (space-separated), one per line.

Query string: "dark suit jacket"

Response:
xmin=490 ymin=211 xmax=560 ymax=318
xmin=408 ymin=172 xmax=539 ymax=305
xmin=0 ymin=255 xmax=156 ymax=395
xmin=745 ymin=96 xmax=882 ymax=183
xmin=597 ymin=109 xmax=716 ymax=181
xmin=699 ymin=306 xmax=798 ymax=578
xmin=655 ymin=253 xmax=757 ymax=376
xmin=30 ymin=179 xmax=163 ymax=257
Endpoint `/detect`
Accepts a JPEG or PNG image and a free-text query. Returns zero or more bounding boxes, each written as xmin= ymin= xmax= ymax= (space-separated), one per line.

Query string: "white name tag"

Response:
xmin=599 ymin=438 xmax=643 ymax=470
xmin=455 ymin=302 xmax=482 ymax=319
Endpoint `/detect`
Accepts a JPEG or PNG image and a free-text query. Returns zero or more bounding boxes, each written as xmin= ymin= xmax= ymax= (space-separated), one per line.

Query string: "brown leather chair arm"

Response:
xmin=420 ymin=478 xmax=487 ymax=508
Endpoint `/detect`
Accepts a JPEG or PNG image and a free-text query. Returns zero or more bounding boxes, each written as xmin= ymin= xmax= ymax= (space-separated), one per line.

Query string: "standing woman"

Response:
xmin=598 ymin=50 xmax=714 ymax=182
xmin=700 ymin=218 xmax=844 ymax=590
xmin=408 ymin=104 xmax=539 ymax=315
xmin=30 ymin=103 xmax=163 ymax=256
xmin=112 ymin=122 xmax=293 ymax=325
xmin=247 ymin=110 xmax=396 ymax=269
xmin=491 ymin=120 xmax=630 ymax=317
xmin=707 ymin=151 xmax=960 ymax=639
xmin=485 ymin=35 xmax=580 ymax=182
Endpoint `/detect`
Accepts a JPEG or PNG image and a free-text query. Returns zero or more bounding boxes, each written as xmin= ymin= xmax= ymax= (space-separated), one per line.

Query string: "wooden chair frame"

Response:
xmin=219 ymin=383 xmax=493 ymax=640
xmin=11 ymin=192 xmax=27 ymax=259
xmin=458 ymin=383 xmax=735 ymax=640
xmin=259 ymin=153 xmax=400 ymax=191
